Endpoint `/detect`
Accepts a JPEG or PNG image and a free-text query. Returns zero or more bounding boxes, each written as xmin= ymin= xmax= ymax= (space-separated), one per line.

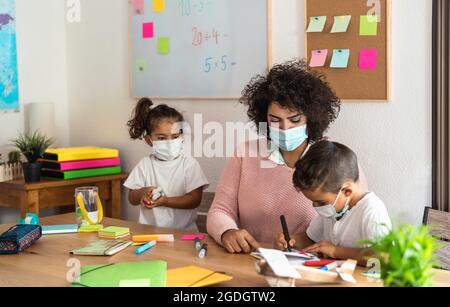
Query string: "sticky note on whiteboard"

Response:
xmin=306 ymin=16 xmax=327 ymax=33
xmin=157 ymin=37 xmax=170 ymax=55
xmin=359 ymin=48 xmax=377 ymax=70
xmin=136 ymin=58 xmax=147 ymax=72
xmin=132 ymin=0 xmax=144 ymax=15
xmin=330 ymin=49 xmax=350 ymax=68
xmin=153 ymin=0 xmax=165 ymax=13
xmin=309 ymin=49 xmax=328 ymax=67
xmin=330 ymin=15 xmax=351 ymax=33
xmin=360 ymin=15 xmax=378 ymax=36
xmin=142 ymin=22 xmax=154 ymax=39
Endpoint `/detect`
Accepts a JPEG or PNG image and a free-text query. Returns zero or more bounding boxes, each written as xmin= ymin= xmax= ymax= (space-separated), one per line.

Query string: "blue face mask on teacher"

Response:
xmin=269 ymin=125 xmax=308 ymax=152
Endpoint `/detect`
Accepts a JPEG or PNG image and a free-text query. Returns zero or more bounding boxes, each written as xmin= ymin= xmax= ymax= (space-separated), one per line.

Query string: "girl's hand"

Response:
xmin=140 ymin=187 xmax=154 ymax=208
xmin=274 ymin=232 xmax=296 ymax=251
xmin=145 ymin=196 xmax=169 ymax=209
xmin=303 ymin=240 xmax=338 ymax=259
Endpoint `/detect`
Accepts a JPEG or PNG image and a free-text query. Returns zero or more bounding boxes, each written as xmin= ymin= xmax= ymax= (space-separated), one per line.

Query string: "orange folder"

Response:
xmin=166 ymin=266 xmax=233 ymax=287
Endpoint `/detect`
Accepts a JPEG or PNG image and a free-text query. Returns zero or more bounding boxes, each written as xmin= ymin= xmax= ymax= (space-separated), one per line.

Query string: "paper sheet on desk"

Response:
xmin=251 ymin=249 xmax=318 ymax=267
xmin=336 ymin=260 xmax=357 ymax=283
xmin=258 ymin=248 xmax=301 ymax=279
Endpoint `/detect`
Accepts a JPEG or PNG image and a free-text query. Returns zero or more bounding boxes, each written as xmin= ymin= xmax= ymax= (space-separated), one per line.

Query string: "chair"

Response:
xmin=196 ymin=192 xmax=215 ymax=233
xmin=423 ymin=207 xmax=450 ymax=270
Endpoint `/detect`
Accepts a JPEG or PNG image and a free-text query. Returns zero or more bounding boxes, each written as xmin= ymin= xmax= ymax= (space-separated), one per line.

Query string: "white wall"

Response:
xmin=326 ymin=0 xmax=432 ymax=224
xmin=1 ymin=0 xmax=432 ymax=225
xmin=0 ymin=0 xmax=70 ymax=223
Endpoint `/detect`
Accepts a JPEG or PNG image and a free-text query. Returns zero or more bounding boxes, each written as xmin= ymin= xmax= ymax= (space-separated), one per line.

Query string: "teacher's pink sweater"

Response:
xmin=207 ymin=141 xmax=367 ymax=245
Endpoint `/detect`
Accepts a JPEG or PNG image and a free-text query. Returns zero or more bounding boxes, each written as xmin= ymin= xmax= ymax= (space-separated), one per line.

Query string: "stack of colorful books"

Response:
xmin=99 ymin=226 xmax=130 ymax=239
xmin=41 ymin=147 xmax=121 ymax=180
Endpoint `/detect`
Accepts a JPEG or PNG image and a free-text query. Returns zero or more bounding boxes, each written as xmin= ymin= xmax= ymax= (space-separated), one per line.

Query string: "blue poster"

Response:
xmin=0 ymin=0 xmax=19 ymax=111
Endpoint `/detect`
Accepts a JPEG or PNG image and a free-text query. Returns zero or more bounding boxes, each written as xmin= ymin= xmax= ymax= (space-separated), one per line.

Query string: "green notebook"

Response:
xmin=42 ymin=166 xmax=121 ymax=180
xmin=72 ymin=261 xmax=167 ymax=287
xmin=70 ymin=239 xmax=131 ymax=256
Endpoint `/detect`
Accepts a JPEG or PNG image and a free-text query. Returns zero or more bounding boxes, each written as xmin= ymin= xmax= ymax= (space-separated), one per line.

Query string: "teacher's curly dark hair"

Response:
xmin=239 ymin=59 xmax=341 ymax=142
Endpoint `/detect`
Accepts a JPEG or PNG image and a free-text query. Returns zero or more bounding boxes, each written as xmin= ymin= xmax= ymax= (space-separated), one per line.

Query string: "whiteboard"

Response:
xmin=130 ymin=0 xmax=272 ymax=99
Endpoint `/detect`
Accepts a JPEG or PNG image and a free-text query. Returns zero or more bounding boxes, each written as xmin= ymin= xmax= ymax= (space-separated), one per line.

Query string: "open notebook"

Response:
xmin=70 ymin=239 xmax=131 ymax=256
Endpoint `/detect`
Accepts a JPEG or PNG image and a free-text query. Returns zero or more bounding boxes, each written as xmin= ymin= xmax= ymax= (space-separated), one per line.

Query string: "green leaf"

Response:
xmin=361 ymin=224 xmax=440 ymax=287
xmin=10 ymin=130 xmax=55 ymax=163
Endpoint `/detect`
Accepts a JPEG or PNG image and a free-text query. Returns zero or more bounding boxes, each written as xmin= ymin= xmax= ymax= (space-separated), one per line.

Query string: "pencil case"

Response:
xmin=0 ymin=224 xmax=42 ymax=254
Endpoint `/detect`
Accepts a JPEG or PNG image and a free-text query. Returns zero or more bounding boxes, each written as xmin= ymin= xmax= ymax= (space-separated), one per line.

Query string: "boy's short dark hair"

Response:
xmin=293 ymin=141 xmax=359 ymax=193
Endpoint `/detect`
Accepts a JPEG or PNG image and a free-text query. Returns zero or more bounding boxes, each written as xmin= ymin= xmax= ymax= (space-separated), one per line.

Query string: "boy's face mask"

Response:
xmin=314 ymin=188 xmax=351 ymax=219
xmin=269 ymin=125 xmax=308 ymax=152
xmin=151 ymin=138 xmax=184 ymax=161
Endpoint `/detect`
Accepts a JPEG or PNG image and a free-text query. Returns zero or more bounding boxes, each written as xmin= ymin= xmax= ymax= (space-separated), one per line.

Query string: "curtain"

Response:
xmin=432 ymin=0 xmax=450 ymax=212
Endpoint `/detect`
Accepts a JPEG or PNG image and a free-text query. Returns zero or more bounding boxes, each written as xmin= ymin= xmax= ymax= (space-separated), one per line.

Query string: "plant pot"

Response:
xmin=22 ymin=162 xmax=42 ymax=183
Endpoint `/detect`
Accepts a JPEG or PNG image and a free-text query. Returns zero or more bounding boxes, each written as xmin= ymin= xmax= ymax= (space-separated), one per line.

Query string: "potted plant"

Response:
xmin=364 ymin=224 xmax=441 ymax=287
xmin=10 ymin=131 xmax=54 ymax=183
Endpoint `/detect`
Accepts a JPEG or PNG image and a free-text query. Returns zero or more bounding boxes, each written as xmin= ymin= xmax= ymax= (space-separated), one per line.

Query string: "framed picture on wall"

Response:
xmin=0 ymin=0 xmax=19 ymax=113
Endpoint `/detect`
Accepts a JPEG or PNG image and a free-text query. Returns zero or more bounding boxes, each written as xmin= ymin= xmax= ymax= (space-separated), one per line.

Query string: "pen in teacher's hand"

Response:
xmin=280 ymin=215 xmax=292 ymax=252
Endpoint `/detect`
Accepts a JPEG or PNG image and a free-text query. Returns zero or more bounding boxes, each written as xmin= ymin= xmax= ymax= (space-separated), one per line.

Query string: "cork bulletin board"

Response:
xmin=305 ymin=0 xmax=391 ymax=101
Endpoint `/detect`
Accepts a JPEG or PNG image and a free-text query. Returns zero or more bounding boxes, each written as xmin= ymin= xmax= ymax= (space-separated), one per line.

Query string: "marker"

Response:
xmin=198 ymin=243 xmax=208 ymax=258
xmin=304 ymin=260 xmax=335 ymax=267
xmin=280 ymin=215 xmax=292 ymax=252
xmin=194 ymin=237 xmax=202 ymax=251
xmin=319 ymin=262 xmax=338 ymax=271
xmin=135 ymin=240 xmax=156 ymax=255
xmin=132 ymin=234 xmax=174 ymax=243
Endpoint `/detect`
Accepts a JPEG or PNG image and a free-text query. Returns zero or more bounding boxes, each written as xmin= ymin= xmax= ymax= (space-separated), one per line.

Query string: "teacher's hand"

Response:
xmin=221 ymin=229 xmax=260 ymax=254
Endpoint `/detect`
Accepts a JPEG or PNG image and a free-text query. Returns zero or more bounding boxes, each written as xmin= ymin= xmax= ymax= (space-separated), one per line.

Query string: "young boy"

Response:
xmin=275 ymin=140 xmax=391 ymax=265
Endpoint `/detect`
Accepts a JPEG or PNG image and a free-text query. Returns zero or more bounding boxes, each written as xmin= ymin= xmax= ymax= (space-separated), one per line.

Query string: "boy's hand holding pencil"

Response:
xmin=274 ymin=232 xmax=296 ymax=251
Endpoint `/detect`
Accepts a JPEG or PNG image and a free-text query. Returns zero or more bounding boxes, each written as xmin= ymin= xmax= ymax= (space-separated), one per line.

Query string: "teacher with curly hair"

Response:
xmin=207 ymin=60 xmax=366 ymax=253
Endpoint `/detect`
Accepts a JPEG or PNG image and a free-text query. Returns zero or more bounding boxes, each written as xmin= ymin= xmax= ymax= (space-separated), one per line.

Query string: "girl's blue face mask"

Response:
xmin=269 ymin=125 xmax=308 ymax=152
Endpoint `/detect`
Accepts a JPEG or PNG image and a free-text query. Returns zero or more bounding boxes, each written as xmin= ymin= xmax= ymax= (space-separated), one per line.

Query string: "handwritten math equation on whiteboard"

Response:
xmin=131 ymin=0 xmax=270 ymax=98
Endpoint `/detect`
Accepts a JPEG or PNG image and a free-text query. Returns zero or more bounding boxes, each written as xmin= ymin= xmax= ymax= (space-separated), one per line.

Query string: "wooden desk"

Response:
xmin=0 ymin=174 xmax=128 ymax=219
xmin=1 ymin=213 xmax=449 ymax=287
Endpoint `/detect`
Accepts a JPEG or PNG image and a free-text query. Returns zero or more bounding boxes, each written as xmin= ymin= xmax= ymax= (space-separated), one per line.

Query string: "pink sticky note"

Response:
xmin=133 ymin=0 xmax=144 ymax=15
xmin=142 ymin=22 xmax=154 ymax=39
xmin=309 ymin=49 xmax=328 ymax=67
xmin=359 ymin=48 xmax=377 ymax=70
xmin=180 ymin=234 xmax=206 ymax=241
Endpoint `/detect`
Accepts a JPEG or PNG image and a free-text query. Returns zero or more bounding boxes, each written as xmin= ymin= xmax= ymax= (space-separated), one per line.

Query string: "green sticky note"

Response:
xmin=331 ymin=15 xmax=351 ymax=33
xmin=306 ymin=16 xmax=327 ymax=33
xmin=360 ymin=15 xmax=378 ymax=36
xmin=330 ymin=49 xmax=350 ymax=68
xmin=136 ymin=58 xmax=147 ymax=72
xmin=157 ymin=37 xmax=170 ymax=55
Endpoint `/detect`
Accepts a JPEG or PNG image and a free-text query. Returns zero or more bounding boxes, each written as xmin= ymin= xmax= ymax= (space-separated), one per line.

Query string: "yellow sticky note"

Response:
xmin=153 ymin=0 xmax=165 ymax=13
